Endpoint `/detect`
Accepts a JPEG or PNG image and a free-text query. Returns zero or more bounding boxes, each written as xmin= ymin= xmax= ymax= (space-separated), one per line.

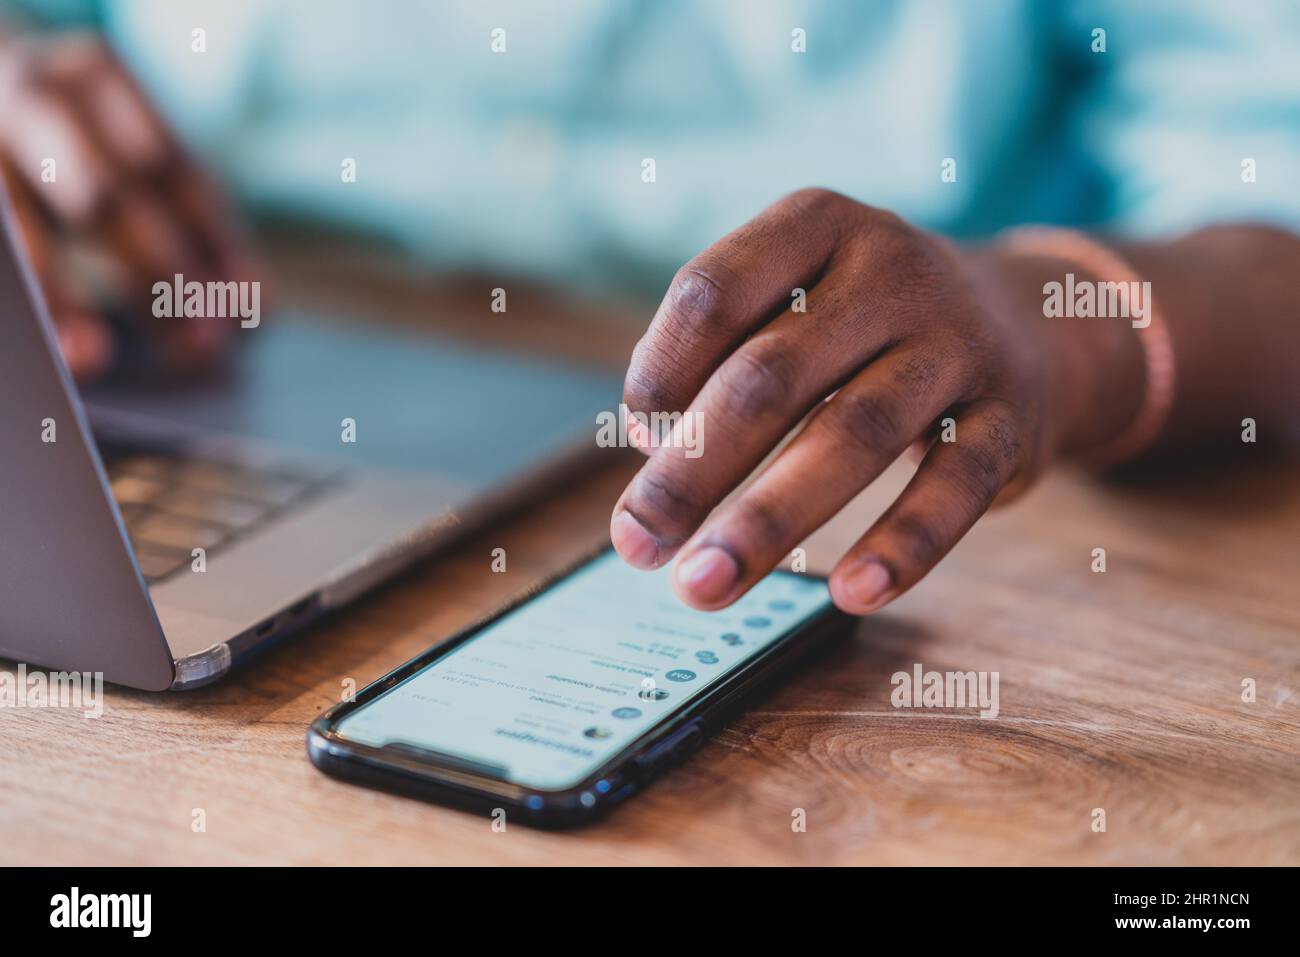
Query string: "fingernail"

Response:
xmin=611 ymin=510 xmax=660 ymax=568
xmin=843 ymin=560 xmax=894 ymax=612
xmin=675 ymin=546 xmax=739 ymax=604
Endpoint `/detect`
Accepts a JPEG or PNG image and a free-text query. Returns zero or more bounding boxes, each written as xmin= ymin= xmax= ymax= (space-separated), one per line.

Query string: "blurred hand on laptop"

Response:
xmin=0 ymin=31 xmax=250 ymax=380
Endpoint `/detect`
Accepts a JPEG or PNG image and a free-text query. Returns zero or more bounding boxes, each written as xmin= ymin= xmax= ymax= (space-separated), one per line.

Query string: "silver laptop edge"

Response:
xmin=0 ymin=184 xmax=621 ymax=691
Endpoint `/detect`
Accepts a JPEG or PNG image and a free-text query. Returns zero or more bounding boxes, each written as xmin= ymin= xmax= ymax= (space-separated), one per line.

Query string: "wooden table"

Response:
xmin=3 ymin=250 xmax=1297 ymax=865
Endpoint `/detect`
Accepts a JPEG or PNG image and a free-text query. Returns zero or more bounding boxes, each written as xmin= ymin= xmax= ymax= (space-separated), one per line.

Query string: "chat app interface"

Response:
xmin=336 ymin=550 xmax=832 ymax=790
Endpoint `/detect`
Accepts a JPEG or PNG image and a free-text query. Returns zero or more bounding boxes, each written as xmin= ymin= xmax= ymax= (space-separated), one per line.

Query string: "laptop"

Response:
xmin=0 ymin=190 xmax=621 ymax=691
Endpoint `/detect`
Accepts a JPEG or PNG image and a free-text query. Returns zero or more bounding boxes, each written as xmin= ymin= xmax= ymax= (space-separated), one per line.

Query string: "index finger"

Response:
xmin=623 ymin=188 xmax=850 ymax=424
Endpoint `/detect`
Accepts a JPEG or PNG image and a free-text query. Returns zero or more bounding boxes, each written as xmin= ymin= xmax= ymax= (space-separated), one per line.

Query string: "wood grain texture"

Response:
xmin=3 ymin=453 xmax=1297 ymax=866
xmin=1 ymin=256 xmax=1296 ymax=865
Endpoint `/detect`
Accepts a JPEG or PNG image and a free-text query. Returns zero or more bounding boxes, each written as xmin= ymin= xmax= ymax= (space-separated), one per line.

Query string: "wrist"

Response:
xmin=974 ymin=245 xmax=1148 ymax=461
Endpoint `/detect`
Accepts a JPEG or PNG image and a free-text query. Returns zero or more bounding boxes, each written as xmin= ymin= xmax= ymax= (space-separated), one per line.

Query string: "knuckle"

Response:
xmin=862 ymin=223 xmax=949 ymax=311
xmin=978 ymin=410 xmax=1027 ymax=472
xmin=894 ymin=350 xmax=945 ymax=393
xmin=890 ymin=512 xmax=947 ymax=569
xmin=788 ymin=187 xmax=858 ymax=240
xmin=891 ymin=241 xmax=945 ymax=294
xmin=715 ymin=339 xmax=801 ymax=421
xmin=623 ymin=347 xmax=681 ymax=415
xmin=844 ymin=206 xmax=912 ymax=257
xmin=730 ymin=494 xmax=794 ymax=551
xmin=789 ymin=186 xmax=847 ymax=217
xmin=984 ymin=410 xmax=1026 ymax=460
xmin=944 ymin=424 xmax=1021 ymax=508
xmin=628 ymin=469 xmax=706 ymax=538
xmin=947 ymin=340 xmax=989 ymax=394
xmin=865 ymin=206 xmax=909 ymax=237
xmin=948 ymin=451 xmax=1004 ymax=508
xmin=825 ymin=386 xmax=909 ymax=453
xmin=666 ymin=258 xmax=743 ymax=333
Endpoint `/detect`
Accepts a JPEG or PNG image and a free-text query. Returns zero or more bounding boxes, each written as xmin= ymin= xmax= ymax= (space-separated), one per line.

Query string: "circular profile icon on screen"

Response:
xmin=583 ymin=726 xmax=613 ymax=740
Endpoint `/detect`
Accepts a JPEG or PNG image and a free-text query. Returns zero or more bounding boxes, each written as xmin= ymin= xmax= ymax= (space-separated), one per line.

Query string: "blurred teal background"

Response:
xmin=7 ymin=0 xmax=1300 ymax=294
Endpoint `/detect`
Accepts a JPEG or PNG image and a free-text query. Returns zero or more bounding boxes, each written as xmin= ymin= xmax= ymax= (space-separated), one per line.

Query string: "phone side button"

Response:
xmin=635 ymin=722 xmax=704 ymax=775
xmin=671 ymin=725 xmax=704 ymax=759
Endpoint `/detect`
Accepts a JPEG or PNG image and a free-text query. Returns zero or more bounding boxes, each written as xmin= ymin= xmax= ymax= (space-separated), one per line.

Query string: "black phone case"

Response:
xmin=306 ymin=545 xmax=851 ymax=828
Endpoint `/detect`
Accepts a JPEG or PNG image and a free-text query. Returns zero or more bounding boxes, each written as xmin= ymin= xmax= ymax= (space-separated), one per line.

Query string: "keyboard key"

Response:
xmin=133 ymin=545 xmax=189 ymax=582
xmin=110 ymin=474 xmax=165 ymax=505
xmin=103 ymin=444 xmax=329 ymax=585
xmin=153 ymin=488 xmax=268 ymax=529
xmin=108 ymin=455 xmax=177 ymax=481
xmin=132 ymin=513 xmax=228 ymax=552
xmin=173 ymin=462 xmax=309 ymax=507
xmin=115 ymin=502 xmax=150 ymax=528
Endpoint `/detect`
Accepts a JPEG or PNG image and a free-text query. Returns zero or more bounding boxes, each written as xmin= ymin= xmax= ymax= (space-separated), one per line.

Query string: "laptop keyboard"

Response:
xmin=103 ymin=449 xmax=330 ymax=584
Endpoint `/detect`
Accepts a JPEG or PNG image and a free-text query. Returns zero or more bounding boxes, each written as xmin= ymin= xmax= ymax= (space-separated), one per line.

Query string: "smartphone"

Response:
xmin=307 ymin=546 xmax=848 ymax=828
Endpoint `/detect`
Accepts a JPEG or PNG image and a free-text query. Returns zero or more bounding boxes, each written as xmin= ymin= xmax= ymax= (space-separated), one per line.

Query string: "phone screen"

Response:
xmin=334 ymin=550 xmax=834 ymax=791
